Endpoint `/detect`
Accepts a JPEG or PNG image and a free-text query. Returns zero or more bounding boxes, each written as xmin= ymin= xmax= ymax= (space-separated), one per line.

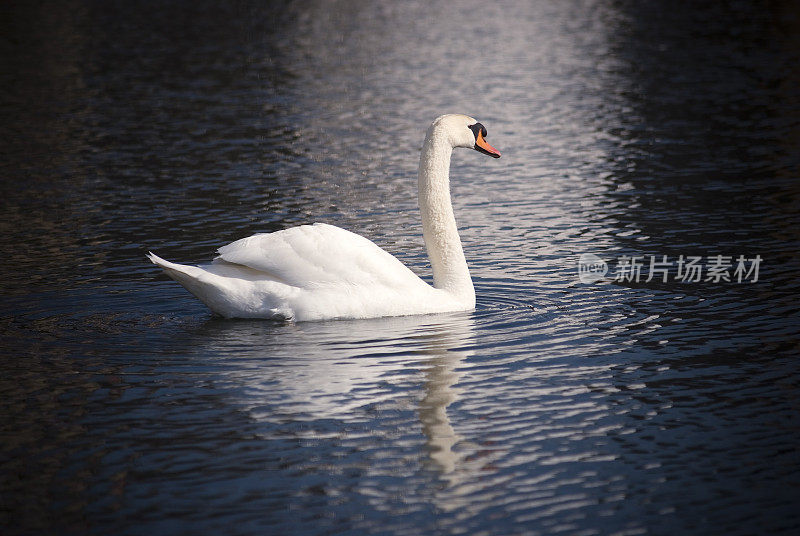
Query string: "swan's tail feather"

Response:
xmin=147 ymin=251 xmax=208 ymax=280
xmin=147 ymin=251 xmax=235 ymax=317
xmin=146 ymin=252 xmax=292 ymax=319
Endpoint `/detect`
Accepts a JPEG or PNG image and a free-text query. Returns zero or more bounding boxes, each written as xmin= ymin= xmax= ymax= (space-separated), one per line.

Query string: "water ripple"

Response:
xmin=2 ymin=1 xmax=800 ymax=535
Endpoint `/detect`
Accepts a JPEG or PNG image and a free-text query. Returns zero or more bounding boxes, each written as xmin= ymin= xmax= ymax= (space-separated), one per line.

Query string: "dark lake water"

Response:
xmin=2 ymin=1 xmax=800 ymax=534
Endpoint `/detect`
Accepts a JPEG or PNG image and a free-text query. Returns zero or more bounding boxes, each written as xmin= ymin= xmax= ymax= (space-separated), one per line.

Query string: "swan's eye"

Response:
xmin=468 ymin=123 xmax=486 ymax=140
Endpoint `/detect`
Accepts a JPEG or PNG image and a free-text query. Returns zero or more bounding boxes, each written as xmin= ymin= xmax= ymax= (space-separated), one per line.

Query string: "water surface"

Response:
xmin=2 ymin=1 xmax=800 ymax=534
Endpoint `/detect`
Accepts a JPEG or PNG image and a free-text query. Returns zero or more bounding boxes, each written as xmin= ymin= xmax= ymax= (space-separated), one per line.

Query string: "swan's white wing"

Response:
xmin=216 ymin=223 xmax=428 ymax=291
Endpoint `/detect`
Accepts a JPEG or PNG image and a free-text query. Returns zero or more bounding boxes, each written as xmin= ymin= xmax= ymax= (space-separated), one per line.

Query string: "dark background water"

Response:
xmin=2 ymin=0 xmax=799 ymax=534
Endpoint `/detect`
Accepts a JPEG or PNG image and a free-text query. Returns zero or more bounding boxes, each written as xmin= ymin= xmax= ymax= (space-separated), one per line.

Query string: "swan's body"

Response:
xmin=147 ymin=223 xmax=468 ymax=320
xmin=148 ymin=114 xmax=500 ymax=321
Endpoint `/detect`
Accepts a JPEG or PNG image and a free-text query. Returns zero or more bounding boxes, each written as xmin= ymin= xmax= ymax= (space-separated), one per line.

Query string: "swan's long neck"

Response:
xmin=418 ymin=127 xmax=475 ymax=303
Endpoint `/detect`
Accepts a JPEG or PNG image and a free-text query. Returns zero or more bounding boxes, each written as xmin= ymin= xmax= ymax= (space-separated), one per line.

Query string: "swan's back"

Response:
xmin=216 ymin=223 xmax=422 ymax=291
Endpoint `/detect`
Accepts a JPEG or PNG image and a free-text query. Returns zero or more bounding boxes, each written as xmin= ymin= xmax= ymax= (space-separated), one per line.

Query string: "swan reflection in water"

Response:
xmin=417 ymin=321 xmax=468 ymax=475
xmin=193 ymin=312 xmax=476 ymax=478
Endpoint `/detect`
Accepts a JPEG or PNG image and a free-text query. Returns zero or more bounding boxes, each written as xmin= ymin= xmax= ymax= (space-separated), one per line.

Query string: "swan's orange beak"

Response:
xmin=474 ymin=130 xmax=501 ymax=158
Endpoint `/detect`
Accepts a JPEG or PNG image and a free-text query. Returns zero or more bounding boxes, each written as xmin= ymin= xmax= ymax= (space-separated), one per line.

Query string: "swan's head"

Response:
xmin=430 ymin=114 xmax=501 ymax=158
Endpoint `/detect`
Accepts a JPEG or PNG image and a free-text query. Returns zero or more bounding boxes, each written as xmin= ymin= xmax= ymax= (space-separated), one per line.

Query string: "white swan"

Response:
xmin=147 ymin=114 xmax=501 ymax=321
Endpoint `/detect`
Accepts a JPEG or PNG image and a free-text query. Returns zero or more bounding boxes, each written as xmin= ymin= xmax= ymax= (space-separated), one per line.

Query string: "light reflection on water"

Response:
xmin=1 ymin=0 xmax=800 ymax=534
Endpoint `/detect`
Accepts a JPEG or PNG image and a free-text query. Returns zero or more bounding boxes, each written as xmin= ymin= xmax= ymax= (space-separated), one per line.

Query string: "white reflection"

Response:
xmin=417 ymin=324 xmax=470 ymax=475
xmin=196 ymin=312 xmax=474 ymax=476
